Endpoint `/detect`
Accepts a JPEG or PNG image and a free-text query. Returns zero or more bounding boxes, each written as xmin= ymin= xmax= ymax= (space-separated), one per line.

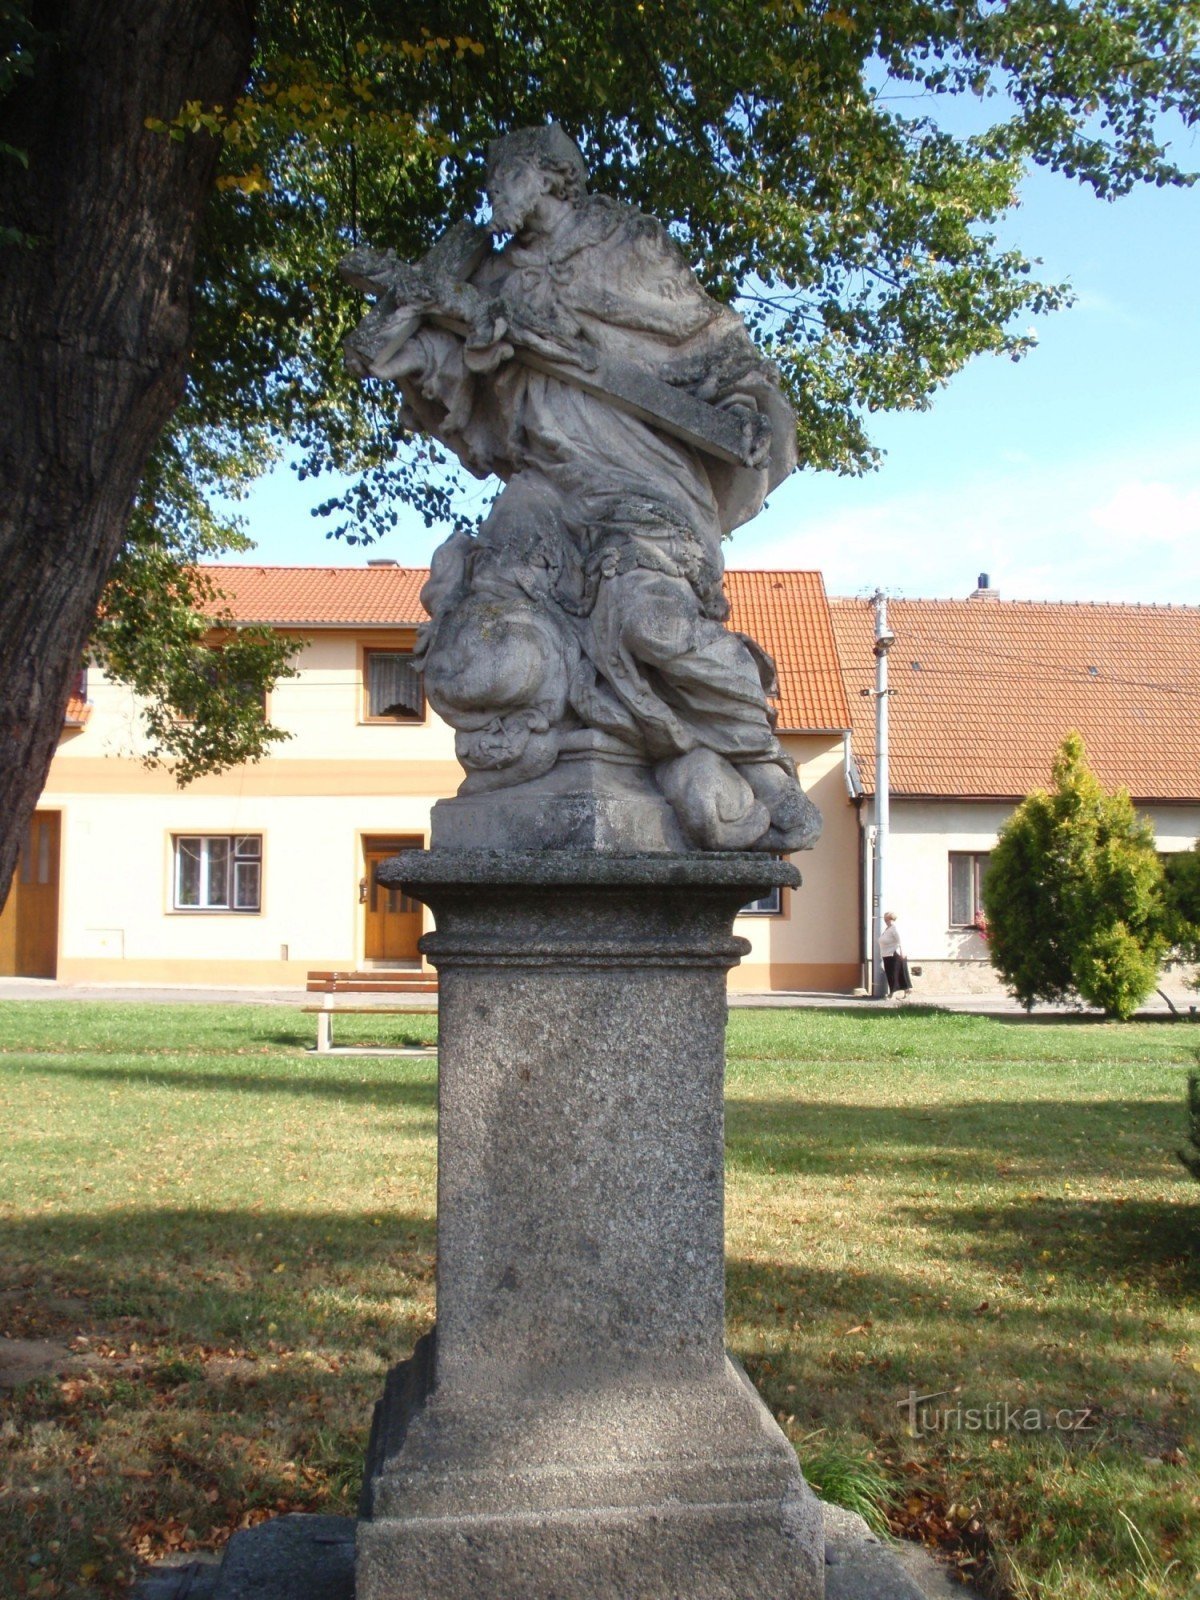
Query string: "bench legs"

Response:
xmin=317 ymin=1009 xmax=333 ymax=1053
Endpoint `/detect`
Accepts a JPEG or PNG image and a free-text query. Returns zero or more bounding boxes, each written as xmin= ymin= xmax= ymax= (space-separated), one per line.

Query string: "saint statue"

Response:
xmin=341 ymin=124 xmax=820 ymax=853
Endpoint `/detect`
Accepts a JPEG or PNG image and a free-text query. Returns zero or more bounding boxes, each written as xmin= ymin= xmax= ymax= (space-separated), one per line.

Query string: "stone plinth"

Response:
xmin=430 ymin=756 xmax=693 ymax=855
xmin=358 ymin=850 xmax=824 ymax=1600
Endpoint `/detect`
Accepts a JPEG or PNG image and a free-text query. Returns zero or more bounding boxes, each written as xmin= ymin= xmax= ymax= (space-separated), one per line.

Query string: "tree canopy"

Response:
xmin=166 ymin=0 xmax=1200 ymax=548
xmin=983 ymin=732 xmax=1167 ymax=1018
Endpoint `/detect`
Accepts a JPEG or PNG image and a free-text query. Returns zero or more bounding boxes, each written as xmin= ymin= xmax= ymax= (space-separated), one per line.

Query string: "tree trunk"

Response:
xmin=0 ymin=0 xmax=255 ymax=907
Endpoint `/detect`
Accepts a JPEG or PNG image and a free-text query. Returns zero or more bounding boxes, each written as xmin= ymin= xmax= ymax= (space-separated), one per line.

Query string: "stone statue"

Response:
xmin=341 ymin=124 xmax=820 ymax=853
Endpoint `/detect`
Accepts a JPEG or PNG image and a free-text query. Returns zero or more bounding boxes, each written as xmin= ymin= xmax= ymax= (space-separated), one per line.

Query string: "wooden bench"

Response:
xmin=303 ymin=970 xmax=438 ymax=1053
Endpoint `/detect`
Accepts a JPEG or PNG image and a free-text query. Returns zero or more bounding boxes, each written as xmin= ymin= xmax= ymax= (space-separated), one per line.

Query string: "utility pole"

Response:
xmin=869 ymin=590 xmax=895 ymax=998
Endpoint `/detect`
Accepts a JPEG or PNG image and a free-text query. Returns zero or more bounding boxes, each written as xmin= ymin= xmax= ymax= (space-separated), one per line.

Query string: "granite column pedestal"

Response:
xmin=357 ymin=850 xmax=824 ymax=1600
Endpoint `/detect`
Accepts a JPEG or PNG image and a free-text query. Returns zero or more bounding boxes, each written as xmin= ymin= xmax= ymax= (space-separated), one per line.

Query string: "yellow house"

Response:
xmin=1 ymin=564 xmax=861 ymax=993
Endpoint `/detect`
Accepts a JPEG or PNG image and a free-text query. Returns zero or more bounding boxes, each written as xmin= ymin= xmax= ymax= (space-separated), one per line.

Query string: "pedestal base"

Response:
xmin=176 ymin=1499 xmax=941 ymax=1600
xmin=358 ymin=850 xmax=819 ymax=1597
xmin=356 ymin=1333 xmax=824 ymax=1600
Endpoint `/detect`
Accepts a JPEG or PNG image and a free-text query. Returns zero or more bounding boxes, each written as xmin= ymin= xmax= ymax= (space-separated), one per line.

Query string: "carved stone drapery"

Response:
xmin=341 ymin=124 xmax=821 ymax=857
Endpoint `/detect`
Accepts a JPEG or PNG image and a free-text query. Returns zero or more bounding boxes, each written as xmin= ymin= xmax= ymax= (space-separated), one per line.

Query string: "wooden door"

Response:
xmin=362 ymin=837 xmax=423 ymax=963
xmin=0 ymin=811 xmax=60 ymax=977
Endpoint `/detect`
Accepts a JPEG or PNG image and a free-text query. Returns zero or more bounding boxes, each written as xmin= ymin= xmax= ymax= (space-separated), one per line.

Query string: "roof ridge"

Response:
xmin=197 ymin=566 xmax=832 ymax=585
xmin=724 ymin=567 xmax=821 ymax=577
xmin=197 ymin=562 xmax=429 ymax=573
xmin=829 ymin=594 xmax=1200 ymax=613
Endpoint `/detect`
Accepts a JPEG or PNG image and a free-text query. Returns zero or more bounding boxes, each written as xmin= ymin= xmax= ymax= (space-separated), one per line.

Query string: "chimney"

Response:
xmin=969 ymin=572 xmax=999 ymax=600
xmin=366 ymin=558 xmax=399 ymax=568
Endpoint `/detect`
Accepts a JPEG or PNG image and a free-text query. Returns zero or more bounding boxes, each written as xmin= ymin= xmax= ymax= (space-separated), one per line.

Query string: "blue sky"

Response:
xmin=229 ymin=147 xmax=1200 ymax=605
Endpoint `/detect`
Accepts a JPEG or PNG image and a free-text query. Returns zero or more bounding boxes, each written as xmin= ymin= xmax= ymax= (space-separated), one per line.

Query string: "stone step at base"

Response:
xmin=131 ymin=1506 xmax=987 ymax=1600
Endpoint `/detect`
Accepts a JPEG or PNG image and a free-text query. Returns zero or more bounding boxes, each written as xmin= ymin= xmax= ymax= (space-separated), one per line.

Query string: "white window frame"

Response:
xmin=741 ymin=886 xmax=783 ymax=916
xmin=173 ymin=834 xmax=262 ymax=913
xmin=949 ymin=850 xmax=990 ymax=927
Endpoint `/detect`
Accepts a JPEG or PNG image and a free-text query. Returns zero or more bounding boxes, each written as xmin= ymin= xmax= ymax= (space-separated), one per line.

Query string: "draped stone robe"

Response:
xmin=379 ymin=194 xmax=799 ymax=782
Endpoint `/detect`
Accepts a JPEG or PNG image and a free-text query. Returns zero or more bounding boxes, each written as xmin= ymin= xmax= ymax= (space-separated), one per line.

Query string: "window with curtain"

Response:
xmin=949 ymin=851 xmax=991 ymax=926
xmin=365 ymin=650 xmax=424 ymax=721
xmin=174 ymin=835 xmax=262 ymax=911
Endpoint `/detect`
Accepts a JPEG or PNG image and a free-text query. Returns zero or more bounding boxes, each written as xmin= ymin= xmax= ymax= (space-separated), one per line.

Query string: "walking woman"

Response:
xmin=879 ymin=912 xmax=913 ymax=998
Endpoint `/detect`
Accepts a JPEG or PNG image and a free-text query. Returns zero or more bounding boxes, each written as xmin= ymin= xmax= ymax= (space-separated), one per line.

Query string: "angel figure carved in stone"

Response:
xmin=341 ymin=123 xmax=820 ymax=854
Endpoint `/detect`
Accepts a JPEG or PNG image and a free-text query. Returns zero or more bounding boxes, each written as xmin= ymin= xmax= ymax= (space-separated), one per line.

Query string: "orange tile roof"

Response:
xmin=201 ymin=563 xmax=851 ymax=735
xmin=197 ymin=564 xmax=428 ymax=626
xmin=724 ymin=569 xmax=851 ymax=732
xmin=63 ymin=695 xmax=91 ymax=728
xmin=830 ymin=597 xmax=1200 ymax=801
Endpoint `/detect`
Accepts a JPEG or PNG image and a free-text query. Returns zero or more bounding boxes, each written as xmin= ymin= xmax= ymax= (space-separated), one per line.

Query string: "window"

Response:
xmin=949 ymin=851 xmax=991 ymax=926
xmin=364 ymin=649 xmax=424 ymax=722
xmin=741 ymin=886 xmax=782 ymax=916
xmin=174 ymin=835 xmax=262 ymax=912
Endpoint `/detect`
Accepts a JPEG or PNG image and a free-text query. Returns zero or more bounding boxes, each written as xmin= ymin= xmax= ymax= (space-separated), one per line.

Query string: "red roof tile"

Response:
xmin=199 ymin=563 xmax=850 ymax=735
xmin=63 ymin=695 xmax=91 ymax=728
xmin=830 ymin=597 xmax=1200 ymax=801
xmin=197 ymin=564 xmax=427 ymax=626
xmin=725 ymin=570 xmax=851 ymax=732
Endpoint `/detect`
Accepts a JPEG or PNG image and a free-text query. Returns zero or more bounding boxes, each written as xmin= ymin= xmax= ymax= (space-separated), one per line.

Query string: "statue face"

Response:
xmin=487 ymin=160 xmax=553 ymax=237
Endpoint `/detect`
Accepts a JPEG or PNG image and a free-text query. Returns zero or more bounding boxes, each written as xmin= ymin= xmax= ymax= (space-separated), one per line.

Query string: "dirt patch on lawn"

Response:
xmin=0 ymin=1335 xmax=78 ymax=1388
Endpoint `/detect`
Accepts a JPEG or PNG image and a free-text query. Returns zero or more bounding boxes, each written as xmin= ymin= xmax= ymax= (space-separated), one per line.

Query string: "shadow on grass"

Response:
xmin=908 ymin=1196 xmax=1200 ymax=1287
xmin=984 ymin=1011 xmax=1199 ymax=1027
xmin=889 ymin=1003 xmax=1188 ymax=1025
xmin=3 ymin=1056 xmax=439 ymax=1109
xmin=0 ymin=1207 xmax=436 ymax=1595
xmin=737 ymin=1004 xmax=1194 ymax=1027
xmin=1 ymin=1205 xmax=437 ymax=1353
xmin=725 ymin=1250 xmax=1200 ymax=1452
xmin=726 ymin=1248 xmax=1198 ymax=1360
xmin=251 ymin=1029 xmax=438 ymax=1050
xmin=726 ymin=1096 xmax=1188 ymax=1180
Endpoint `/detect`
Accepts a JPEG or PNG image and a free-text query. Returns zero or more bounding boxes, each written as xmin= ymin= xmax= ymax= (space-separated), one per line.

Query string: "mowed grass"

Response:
xmin=0 ymin=1002 xmax=1196 ymax=1598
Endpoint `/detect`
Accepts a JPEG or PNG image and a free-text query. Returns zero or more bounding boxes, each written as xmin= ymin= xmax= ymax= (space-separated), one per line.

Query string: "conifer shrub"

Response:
xmin=1179 ymin=1072 xmax=1200 ymax=1184
xmin=1162 ymin=842 xmax=1200 ymax=983
xmin=983 ymin=733 xmax=1165 ymax=1020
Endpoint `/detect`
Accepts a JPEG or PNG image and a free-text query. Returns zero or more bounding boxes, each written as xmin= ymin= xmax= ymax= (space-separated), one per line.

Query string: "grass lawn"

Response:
xmin=0 ymin=1001 xmax=1197 ymax=1598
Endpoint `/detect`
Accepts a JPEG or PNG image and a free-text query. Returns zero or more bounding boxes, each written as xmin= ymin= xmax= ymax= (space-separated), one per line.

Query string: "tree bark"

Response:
xmin=0 ymin=0 xmax=255 ymax=907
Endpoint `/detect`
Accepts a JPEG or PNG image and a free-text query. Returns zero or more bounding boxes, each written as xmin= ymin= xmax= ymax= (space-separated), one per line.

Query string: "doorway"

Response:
xmin=361 ymin=836 xmax=423 ymax=965
xmin=0 ymin=810 xmax=61 ymax=978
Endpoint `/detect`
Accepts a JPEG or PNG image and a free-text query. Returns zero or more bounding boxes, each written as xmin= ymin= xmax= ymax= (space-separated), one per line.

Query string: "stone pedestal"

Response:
xmin=358 ymin=850 xmax=824 ymax=1600
xmin=429 ymin=755 xmax=693 ymax=854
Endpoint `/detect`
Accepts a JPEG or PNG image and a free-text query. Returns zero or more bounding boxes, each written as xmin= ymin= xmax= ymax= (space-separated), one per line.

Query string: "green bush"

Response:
xmin=1180 ymin=1072 xmax=1200 ymax=1184
xmin=1073 ymin=925 xmax=1162 ymax=1023
xmin=1162 ymin=842 xmax=1200 ymax=979
xmin=983 ymin=733 xmax=1165 ymax=1019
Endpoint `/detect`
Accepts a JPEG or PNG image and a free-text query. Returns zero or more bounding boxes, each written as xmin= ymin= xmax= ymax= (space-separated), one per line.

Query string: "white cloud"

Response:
xmin=739 ymin=437 xmax=1200 ymax=603
xmin=1068 ymin=287 xmax=1143 ymax=328
xmin=1088 ymin=479 xmax=1200 ymax=543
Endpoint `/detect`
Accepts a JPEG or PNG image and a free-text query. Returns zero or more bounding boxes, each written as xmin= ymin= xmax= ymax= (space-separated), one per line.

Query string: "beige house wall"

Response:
xmin=872 ymin=798 xmax=1200 ymax=996
xmin=50 ymin=791 xmax=439 ymax=985
xmin=46 ymin=635 xmax=456 ymax=985
xmin=729 ymin=734 xmax=860 ymax=993
xmin=55 ymin=630 xmax=461 ymax=773
xmin=39 ymin=644 xmax=863 ymax=992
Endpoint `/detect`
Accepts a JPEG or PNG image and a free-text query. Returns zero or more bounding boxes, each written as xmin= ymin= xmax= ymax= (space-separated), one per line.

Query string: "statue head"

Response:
xmin=485 ymin=124 xmax=588 ymax=233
